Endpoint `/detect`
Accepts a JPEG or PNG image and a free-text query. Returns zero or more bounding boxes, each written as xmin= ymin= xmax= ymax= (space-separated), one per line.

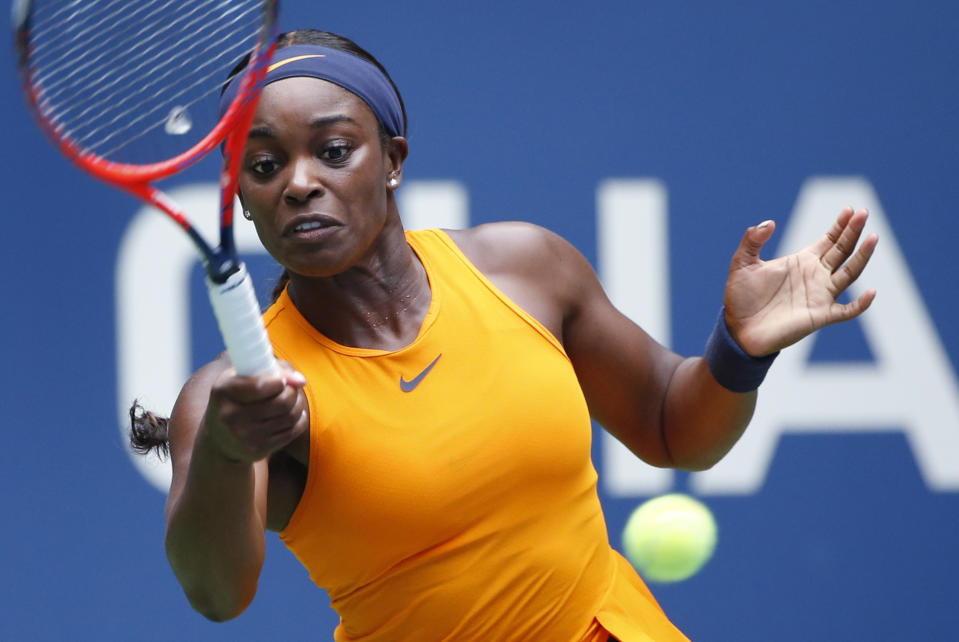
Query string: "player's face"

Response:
xmin=238 ymin=77 xmax=399 ymax=277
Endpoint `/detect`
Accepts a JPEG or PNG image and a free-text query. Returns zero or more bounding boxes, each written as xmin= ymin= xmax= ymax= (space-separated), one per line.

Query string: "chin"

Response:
xmin=283 ymin=254 xmax=356 ymax=279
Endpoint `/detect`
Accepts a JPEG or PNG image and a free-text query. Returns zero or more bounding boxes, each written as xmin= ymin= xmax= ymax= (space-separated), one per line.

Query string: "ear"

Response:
xmin=385 ymin=136 xmax=409 ymax=190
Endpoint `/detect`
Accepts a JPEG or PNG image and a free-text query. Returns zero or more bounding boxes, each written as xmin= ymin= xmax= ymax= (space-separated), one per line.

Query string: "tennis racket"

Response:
xmin=13 ymin=0 xmax=280 ymax=376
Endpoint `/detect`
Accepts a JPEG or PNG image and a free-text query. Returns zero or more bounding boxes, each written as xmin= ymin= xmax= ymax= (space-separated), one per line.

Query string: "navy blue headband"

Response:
xmin=218 ymin=44 xmax=404 ymax=137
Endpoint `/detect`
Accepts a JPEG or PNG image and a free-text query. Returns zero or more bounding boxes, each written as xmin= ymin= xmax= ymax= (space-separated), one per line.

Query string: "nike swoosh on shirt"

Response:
xmin=399 ymin=354 xmax=442 ymax=392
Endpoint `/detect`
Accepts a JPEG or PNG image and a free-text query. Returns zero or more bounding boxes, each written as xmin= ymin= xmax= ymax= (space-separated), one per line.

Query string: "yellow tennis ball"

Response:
xmin=621 ymin=493 xmax=718 ymax=583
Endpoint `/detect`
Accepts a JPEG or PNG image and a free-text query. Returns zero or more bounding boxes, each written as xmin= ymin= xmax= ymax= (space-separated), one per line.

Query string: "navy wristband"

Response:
xmin=704 ymin=308 xmax=779 ymax=393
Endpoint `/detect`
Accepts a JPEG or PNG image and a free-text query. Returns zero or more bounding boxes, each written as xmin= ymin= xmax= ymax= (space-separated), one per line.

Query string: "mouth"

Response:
xmin=283 ymin=214 xmax=343 ymax=238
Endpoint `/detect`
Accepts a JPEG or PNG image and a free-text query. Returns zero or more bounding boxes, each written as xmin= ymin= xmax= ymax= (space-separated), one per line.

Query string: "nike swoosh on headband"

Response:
xmin=267 ymin=53 xmax=325 ymax=73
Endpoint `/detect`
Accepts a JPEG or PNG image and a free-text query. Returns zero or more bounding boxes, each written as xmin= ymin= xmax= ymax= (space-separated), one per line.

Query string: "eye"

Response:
xmin=249 ymin=157 xmax=279 ymax=176
xmin=321 ymin=142 xmax=353 ymax=163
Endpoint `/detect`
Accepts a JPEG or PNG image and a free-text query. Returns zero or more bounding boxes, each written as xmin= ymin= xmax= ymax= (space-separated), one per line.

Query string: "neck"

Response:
xmin=286 ymin=215 xmax=431 ymax=351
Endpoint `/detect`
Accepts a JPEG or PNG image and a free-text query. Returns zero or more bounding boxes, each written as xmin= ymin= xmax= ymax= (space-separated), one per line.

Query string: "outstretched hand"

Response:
xmin=723 ymin=207 xmax=878 ymax=357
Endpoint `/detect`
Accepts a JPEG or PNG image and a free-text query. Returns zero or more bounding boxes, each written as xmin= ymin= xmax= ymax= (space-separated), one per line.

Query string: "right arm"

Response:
xmin=164 ymin=357 xmax=308 ymax=621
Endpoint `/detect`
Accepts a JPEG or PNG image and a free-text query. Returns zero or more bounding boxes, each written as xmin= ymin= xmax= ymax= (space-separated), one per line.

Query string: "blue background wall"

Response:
xmin=2 ymin=1 xmax=957 ymax=640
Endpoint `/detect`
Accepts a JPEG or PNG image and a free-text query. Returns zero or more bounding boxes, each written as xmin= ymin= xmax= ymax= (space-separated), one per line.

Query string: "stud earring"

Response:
xmin=243 ymin=210 xmax=253 ymax=220
xmin=387 ymin=173 xmax=399 ymax=188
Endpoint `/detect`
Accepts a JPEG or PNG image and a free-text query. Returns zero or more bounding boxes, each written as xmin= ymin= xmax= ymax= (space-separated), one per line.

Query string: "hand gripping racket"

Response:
xmin=13 ymin=0 xmax=280 ymax=376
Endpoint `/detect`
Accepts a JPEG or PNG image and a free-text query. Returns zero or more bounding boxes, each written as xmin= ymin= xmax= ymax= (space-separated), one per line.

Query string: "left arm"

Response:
xmin=566 ymin=206 xmax=877 ymax=470
xmin=455 ymin=222 xmax=756 ymax=470
xmin=559 ymin=239 xmax=755 ymax=471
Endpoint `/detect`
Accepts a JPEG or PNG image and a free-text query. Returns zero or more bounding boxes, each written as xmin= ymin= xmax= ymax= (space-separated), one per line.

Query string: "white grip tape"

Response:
xmin=206 ymin=264 xmax=278 ymax=376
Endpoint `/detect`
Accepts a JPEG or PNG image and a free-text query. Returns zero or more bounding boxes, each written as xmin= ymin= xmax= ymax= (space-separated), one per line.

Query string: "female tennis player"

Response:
xmin=131 ymin=29 xmax=877 ymax=641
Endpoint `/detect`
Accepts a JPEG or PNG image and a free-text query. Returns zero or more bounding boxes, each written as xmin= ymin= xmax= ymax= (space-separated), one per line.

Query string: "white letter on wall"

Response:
xmin=596 ymin=179 xmax=675 ymax=496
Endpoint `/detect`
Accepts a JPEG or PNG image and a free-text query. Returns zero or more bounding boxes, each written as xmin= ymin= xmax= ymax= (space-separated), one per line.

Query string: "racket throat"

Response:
xmin=127 ymin=182 xmax=238 ymax=283
xmin=199 ymin=243 xmax=239 ymax=284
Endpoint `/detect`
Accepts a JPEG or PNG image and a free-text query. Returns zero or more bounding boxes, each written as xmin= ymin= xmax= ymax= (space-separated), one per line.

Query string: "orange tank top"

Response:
xmin=266 ymin=229 xmax=689 ymax=642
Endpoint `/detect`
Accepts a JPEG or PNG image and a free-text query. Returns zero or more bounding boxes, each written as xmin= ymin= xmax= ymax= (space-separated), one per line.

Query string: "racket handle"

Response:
xmin=206 ymin=264 xmax=278 ymax=376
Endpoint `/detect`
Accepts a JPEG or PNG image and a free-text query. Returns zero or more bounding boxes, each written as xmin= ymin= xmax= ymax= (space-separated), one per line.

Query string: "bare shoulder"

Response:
xmin=444 ymin=223 xmax=604 ymax=341
xmin=445 ymin=222 xmax=591 ymax=288
xmin=167 ymin=353 xmax=232 ymax=468
xmin=173 ymin=354 xmax=230 ymax=419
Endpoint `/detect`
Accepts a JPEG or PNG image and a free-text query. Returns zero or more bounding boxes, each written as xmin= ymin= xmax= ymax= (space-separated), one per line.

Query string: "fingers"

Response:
xmin=731 ymin=219 xmax=777 ymax=269
xmin=218 ymin=379 xmax=303 ymax=424
xmin=214 ymin=368 xmax=297 ymax=404
xmin=829 ymin=287 xmax=877 ymax=324
xmin=809 ymin=206 xmax=855 ymax=256
xmin=830 ymin=231 xmax=878 ymax=294
xmin=818 ymin=207 xmax=869 ymax=273
xmin=207 ymin=363 xmax=309 ymax=462
xmin=819 ymin=206 xmax=877 ymax=322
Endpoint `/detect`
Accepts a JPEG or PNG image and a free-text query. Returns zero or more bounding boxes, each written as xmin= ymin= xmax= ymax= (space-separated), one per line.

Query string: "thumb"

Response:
xmin=275 ymin=360 xmax=307 ymax=388
xmin=731 ymin=220 xmax=776 ymax=269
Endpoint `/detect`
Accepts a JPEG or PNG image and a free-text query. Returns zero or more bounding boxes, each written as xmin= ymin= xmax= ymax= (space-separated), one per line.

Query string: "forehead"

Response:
xmin=254 ymin=76 xmax=380 ymax=131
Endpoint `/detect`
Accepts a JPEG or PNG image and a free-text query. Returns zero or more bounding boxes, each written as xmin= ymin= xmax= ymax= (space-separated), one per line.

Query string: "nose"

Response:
xmin=284 ymin=156 xmax=324 ymax=204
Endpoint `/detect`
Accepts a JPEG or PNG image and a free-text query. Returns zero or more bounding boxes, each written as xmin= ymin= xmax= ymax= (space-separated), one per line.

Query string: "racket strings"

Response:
xmin=63 ymin=8 xmax=260 ymax=149
xmin=31 ymin=0 xmax=160 ymax=68
xmin=94 ymin=23 xmax=261 ymax=159
xmin=33 ymin=0 xmax=194 ymax=96
xmin=36 ymin=0 xmax=251 ymax=106
xmin=24 ymin=0 xmax=266 ymax=163
xmin=34 ymin=0 xmax=258 ymax=121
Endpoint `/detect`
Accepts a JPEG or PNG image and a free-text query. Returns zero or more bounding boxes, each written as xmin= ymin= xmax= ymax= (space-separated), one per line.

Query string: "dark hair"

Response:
xmin=129 ymin=30 xmax=405 ymax=458
xmin=129 ymin=400 xmax=170 ymax=459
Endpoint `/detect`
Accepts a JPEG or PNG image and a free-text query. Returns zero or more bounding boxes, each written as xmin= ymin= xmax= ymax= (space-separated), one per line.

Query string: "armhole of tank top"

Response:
xmin=416 ymin=228 xmax=570 ymax=360
xmin=274 ymin=343 xmax=319 ymax=542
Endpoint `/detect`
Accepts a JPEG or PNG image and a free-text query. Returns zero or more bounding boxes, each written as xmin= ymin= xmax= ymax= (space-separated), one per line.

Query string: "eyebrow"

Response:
xmin=248 ymin=114 xmax=361 ymax=140
xmin=310 ymin=114 xmax=360 ymax=129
